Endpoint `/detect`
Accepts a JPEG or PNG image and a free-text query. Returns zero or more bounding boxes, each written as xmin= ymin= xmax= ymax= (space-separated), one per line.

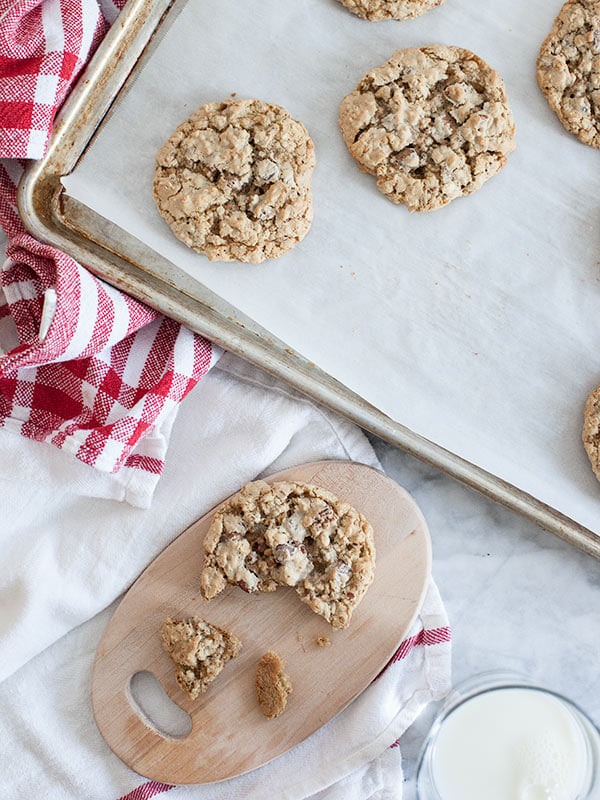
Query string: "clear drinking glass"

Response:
xmin=416 ymin=672 xmax=600 ymax=800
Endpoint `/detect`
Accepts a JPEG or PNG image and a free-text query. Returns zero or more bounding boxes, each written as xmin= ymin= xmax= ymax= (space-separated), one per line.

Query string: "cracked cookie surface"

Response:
xmin=339 ymin=45 xmax=516 ymax=212
xmin=336 ymin=0 xmax=445 ymax=22
xmin=583 ymin=386 xmax=600 ymax=482
xmin=200 ymin=480 xmax=376 ymax=630
xmin=537 ymin=0 xmax=600 ymax=148
xmin=160 ymin=617 xmax=242 ymax=699
xmin=153 ymin=99 xmax=315 ymax=263
xmin=255 ymin=651 xmax=292 ymax=718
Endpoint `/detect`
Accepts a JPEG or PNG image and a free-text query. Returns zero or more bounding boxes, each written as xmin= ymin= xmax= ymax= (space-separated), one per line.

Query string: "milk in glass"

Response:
xmin=431 ymin=688 xmax=590 ymax=800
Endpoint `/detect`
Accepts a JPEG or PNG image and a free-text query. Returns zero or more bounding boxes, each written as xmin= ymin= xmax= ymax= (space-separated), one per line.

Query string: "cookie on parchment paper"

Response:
xmin=160 ymin=617 xmax=242 ymax=699
xmin=153 ymin=99 xmax=315 ymax=263
xmin=335 ymin=0 xmax=445 ymax=22
xmin=583 ymin=386 xmax=600 ymax=482
xmin=200 ymin=480 xmax=376 ymax=630
xmin=255 ymin=651 xmax=293 ymax=719
xmin=339 ymin=45 xmax=516 ymax=212
xmin=537 ymin=0 xmax=600 ymax=149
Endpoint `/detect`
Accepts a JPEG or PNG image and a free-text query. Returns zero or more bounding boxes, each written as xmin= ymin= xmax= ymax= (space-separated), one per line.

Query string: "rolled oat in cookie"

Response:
xmin=255 ymin=651 xmax=292 ymax=719
xmin=537 ymin=0 xmax=600 ymax=149
xmin=583 ymin=386 xmax=600 ymax=482
xmin=200 ymin=480 xmax=376 ymax=630
xmin=153 ymin=99 xmax=315 ymax=263
xmin=160 ymin=616 xmax=242 ymax=700
xmin=339 ymin=45 xmax=516 ymax=212
xmin=336 ymin=0 xmax=445 ymax=22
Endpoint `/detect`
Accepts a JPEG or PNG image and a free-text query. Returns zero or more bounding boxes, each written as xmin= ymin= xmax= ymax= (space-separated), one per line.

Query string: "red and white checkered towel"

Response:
xmin=0 ymin=0 xmax=219 ymax=504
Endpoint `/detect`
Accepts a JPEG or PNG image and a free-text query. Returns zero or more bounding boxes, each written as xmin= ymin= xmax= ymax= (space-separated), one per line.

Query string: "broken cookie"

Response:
xmin=200 ymin=480 xmax=375 ymax=629
xmin=160 ymin=616 xmax=241 ymax=699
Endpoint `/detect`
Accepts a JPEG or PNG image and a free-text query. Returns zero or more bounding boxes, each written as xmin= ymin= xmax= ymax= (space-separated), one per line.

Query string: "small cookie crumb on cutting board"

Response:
xmin=255 ymin=651 xmax=293 ymax=718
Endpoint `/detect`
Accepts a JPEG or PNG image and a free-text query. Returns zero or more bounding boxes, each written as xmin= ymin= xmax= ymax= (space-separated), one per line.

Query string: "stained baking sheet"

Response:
xmin=62 ymin=0 xmax=600 ymax=533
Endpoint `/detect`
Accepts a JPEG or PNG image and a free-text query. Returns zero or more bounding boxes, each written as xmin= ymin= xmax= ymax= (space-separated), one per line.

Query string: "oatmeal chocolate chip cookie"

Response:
xmin=339 ymin=45 xmax=516 ymax=212
xmin=153 ymin=99 xmax=315 ymax=263
xmin=200 ymin=480 xmax=376 ymax=630
xmin=537 ymin=0 xmax=600 ymax=148
xmin=336 ymin=0 xmax=445 ymax=22
xmin=255 ymin=651 xmax=292 ymax=718
xmin=583 ymin=386 xmax=600 ymax=481
xmin=160 ymin=617 xmax=241 ymax=699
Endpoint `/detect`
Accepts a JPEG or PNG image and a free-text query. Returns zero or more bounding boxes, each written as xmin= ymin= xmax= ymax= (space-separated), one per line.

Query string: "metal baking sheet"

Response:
xmin=18 ymin=0 xmax=600 ymax=556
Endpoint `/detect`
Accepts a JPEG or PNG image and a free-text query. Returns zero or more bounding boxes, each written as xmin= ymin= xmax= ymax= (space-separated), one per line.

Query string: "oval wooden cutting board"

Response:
xmin=91 ymin=460 xmax=431 ymax=785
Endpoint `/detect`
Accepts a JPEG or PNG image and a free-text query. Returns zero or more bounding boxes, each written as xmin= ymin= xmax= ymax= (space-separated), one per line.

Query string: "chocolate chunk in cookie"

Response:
xmin=200 ymin=480 xmax=376 ymax=630
xmin=537 ymin=0 xmax=600 ymax=148
xmin=255 ymin=651 xmax=292 ymax=718
xmin=339 ymin=45 xmax=516 ymax=212
xmin=160 ymin=617 xmax=242 ymax=699
xmin=153 ymin=99 xmax=315 ymax=263
xmin=336 ymin=0 xmax=445 ymax=22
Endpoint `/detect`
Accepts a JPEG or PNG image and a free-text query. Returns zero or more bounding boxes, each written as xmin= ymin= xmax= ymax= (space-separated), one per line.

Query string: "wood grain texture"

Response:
xmin=91 ymin=460 xmax=431 ymax=784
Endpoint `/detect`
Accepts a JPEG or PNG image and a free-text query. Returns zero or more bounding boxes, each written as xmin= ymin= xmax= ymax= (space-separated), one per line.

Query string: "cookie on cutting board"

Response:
xmin=200 ymin=480 xmax=376 ymax=630
xmin=255 ymin=651 xmax=293 ymax=718
xmin=160 ymin=617 xmax=242 ymax=699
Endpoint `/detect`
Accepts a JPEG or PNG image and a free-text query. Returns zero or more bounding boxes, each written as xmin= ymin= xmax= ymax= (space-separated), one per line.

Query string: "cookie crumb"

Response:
xmin=316 ymin=636 xmax=331 ymax=647
xmin=160 ymin=617 xmax=241 ymax=700
xmin=255 ymin=651 xmax=292 ymax=718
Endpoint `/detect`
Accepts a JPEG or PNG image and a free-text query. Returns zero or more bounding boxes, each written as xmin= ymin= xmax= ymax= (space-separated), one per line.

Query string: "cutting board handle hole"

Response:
xmin=128 ymin=671 xmax=192 ymax=740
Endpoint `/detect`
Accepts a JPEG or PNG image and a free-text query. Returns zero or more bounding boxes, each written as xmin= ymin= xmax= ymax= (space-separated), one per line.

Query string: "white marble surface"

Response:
xmin=367 ymin=433 xmax=600 ymax=796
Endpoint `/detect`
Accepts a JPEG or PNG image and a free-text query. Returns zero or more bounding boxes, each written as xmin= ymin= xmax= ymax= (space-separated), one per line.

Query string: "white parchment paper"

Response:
xmin=63 ymin=0 xmax=600 ymax=532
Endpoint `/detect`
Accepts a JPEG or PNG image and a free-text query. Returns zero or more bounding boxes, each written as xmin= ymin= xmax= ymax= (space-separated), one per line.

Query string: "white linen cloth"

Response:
xmin=0 ymin=352 xmax=451 ymax=799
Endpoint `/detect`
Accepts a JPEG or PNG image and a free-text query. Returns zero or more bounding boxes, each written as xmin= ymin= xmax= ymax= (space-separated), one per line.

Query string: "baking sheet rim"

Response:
xmin=16 ymin=0 xmax=600 ymax=559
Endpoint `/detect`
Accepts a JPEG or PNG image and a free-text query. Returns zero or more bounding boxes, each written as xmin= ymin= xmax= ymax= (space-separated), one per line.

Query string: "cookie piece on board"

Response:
xmin=255 ymin=651 xmax=293 ymax=718
xmin=583 ymin=386 xmax=600 ymax=481
xmin=336 ymin=0 xmax=445 ymax=22
xmin=200 ymin=480 xmax=376 ymax=630
xmin=153 ymin=99 xmax=315 ymax=263
xmin=537 ymin=0 xmax=600 ymax=148
xmin=160 ymin=617 xmax=242 ymax=699
xmin=339 ymin=45 xmax=516 ymax=212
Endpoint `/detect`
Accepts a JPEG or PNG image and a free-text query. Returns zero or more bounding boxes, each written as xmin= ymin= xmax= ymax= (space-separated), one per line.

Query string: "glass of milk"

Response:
xmin=416 ymin=672 xmax=600 ymax=800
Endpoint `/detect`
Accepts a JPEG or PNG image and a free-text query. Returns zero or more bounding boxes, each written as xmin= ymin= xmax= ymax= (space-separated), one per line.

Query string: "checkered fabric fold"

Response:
xmin=0 ymin=0 xmax=219 ymax=501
